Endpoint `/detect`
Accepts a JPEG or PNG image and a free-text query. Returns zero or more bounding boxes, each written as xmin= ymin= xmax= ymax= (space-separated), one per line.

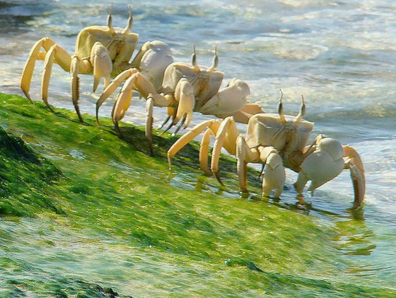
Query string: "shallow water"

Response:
xmin=0 ymin=0 xmax=396 ymax=295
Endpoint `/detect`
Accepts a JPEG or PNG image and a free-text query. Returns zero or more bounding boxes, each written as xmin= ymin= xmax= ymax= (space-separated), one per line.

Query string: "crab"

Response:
xmin=20 ymin=5 xmax=174 ymax=122
xmin=167 ymin=93 xmax=366 ymax=209
xmin=95 ymin=46 xmax=263 ymax=154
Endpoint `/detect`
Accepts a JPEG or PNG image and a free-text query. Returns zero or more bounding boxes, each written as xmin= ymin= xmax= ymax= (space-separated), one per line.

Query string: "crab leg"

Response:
xmin=210 ymin=117 xmax=240 ymax=183
xmin=133 ymin=72 xmax=174 ymax=106
xmin=97 ymin=69 xmax=178 ymax=154
xmin=37 ymin=41 xmax=90 ymax=122
xmin=69 ymin=53 xmax=93 ymax=122
xmin=220 ymin=103 xmax=264 ymax=124
xmin=21 ymin=38 xmax=71 ymax=103
xmin=21 ymin=38 xmax=56 ymax=102
xmin=70 ymin=56 xmax=83 ymax=122
xmin=145 ymin=96 xmax=154 ymax=156
xmin=158 ymin=107 xmax=176 ymax=129
xmin=96 ymin=69 xmax=140 ymax=125
xmin=41 ymin=46 xmax=57 ymax=112
xmin=236 ymin=136 xmax=284 ymax=197
xmin=236 ymin=135 xmax=257 ymax=193
xmin=167 ymin=119 xmax=218 ymax=170
xmin=44 ymin=45 xmax=83 ymax=118
xmin=199 ymin=128 xmax=216 ymax=175
xmin=343 ymin=146 xmax=366 ymax=209
xmin=113 ymin=75 xmax=135 ymax=125
xmin=112 ymin=72 xmax=176 ymax=147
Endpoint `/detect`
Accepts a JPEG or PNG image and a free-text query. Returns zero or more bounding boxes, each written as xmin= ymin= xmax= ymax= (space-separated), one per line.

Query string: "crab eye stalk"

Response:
xmin=122 ymin=5 xmax=133 ymax=34
xmin=191 ymin=45 xmax=200 ymax=71
xmin=295 ymin=95 xmax=306 ymax=122
xmin=191 ymin=45 xmax=197 ymax=65
xmin=107 ymin=5 xmax=115 ymax=33
xmin=277 ymin=89 xmax=286 ymax=123
xmin=208 ymin=46 xmax=218 ymax=71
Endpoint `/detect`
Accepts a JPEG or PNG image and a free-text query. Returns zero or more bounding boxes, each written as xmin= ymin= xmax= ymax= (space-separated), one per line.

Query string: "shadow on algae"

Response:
xmin=0 ymin=93 xmax=394 ymax=297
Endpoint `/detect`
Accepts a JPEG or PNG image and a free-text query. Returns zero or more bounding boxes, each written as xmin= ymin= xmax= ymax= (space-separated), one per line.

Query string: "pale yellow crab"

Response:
xmin=167 ymin=93 xmax=365 ymax=209
xmin=20 ymin=5 xmax=173 ymax=122
xmin=96 ymin=46 xmax=263 ymax=154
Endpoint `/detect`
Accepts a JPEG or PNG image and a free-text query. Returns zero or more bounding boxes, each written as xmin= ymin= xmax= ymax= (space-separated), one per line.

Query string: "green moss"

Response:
xmin=0 ymin=93 xmax=394 ymax=297
xmin=0 ymin=124 xmax=63 ymax=216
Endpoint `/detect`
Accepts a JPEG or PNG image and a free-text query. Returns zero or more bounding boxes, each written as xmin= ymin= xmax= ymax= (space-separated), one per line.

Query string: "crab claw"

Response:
xmin=294 ymin=137 xmax=347 ymax=199
xmin=91 ymin=42 xmax=112 ymax=92
xmin=261 ymin=150 xmax=285 ymax=198
xmin=174 ymin=78 xmax=195 ymax=130
xmin=199 ymin=78 xmax=249 ymax=116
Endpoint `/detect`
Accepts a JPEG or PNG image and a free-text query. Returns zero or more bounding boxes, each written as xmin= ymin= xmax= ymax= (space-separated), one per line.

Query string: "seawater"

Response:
xmin=0 ymin=0 xmax=396 ymax=292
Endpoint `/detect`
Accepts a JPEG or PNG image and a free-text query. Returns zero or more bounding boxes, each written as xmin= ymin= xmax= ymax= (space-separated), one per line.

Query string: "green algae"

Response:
xmin=0 ymin=93 xmax=394 ymax=297
xmin=0 ymin=123 xmax=63 ymax=216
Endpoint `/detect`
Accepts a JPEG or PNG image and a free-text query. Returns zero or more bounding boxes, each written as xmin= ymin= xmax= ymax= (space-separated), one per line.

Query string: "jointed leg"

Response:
xmin=236 ymin=135 xmax=257 ymax=193
xmin=21 ymin=38 xmax=72 ymax=104
xmin=21 ymin=38 xmax=56 ymax=102
xmin=70 ymin=56 xmax=83 ymax=122
xmin=209 ymin=117 xmax=240 ymax=183
xmin=96 ymin=68 xmax=178 ymax=154
xmin=112 ymin=73 xmax=176 ymax=151
xmin=96 ymin=68 xmax=139 ymax=125
xmin=343 ymin=145 xmax=365 ymax=209
xmin=167 ymin=119 xmax=220 ymax=169
xmin=236 ymin=139 xmax=284 ymax=197
xmin=168 ymin=117 xmax=239 ymax=183
xmin=41 ymin=45 xmax=57 ymax=112
xmin=199 ymin=128 xmax=216 ymax=175
xmin=96 ymin=69 xmax=165 ymax=125
xmin=158 ymin=107 xmax=176 ymax=130
xmin=112 ymin=75 xmax=135 ymax=124
xmin=145 ymin=96 xmax=154 ymax=156
xmin=218 ymin=103 xmax=265 ymax=124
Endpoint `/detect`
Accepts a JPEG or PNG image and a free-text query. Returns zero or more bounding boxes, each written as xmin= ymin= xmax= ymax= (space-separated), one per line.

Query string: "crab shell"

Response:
xmin=160 ymin=62 xmax=224 ymax=111
xmin=75 ymin=26 xmax=139 ymax=77
xmin=245 ymin=113 xmax=314 ymax=156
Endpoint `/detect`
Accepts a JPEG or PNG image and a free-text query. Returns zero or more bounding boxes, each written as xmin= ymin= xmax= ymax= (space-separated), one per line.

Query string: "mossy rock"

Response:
xmin=0 ymin=93 xmax=394 ymax=297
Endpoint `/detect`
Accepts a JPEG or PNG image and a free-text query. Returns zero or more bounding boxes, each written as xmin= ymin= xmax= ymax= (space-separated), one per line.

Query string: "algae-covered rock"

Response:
xmin=0 ymin=125 xmax=63 ymax=216
xmin=0 ymin=93 xmax=394 ymax=297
